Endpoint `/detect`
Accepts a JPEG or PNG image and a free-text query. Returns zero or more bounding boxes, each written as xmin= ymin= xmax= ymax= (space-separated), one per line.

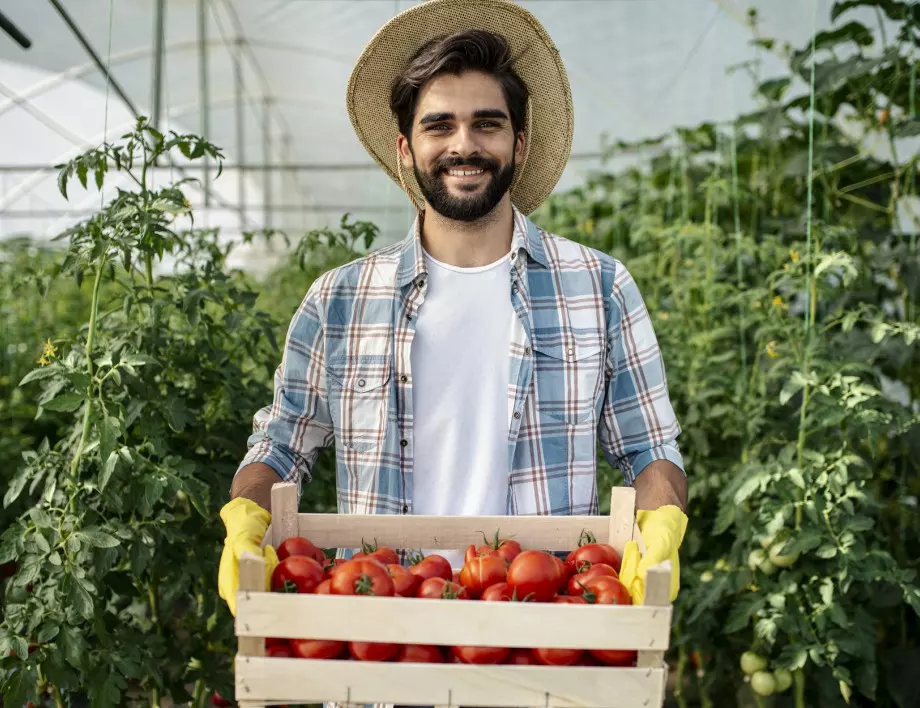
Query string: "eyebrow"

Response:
xmin=418 ymin=109 xmax=509 ymax=125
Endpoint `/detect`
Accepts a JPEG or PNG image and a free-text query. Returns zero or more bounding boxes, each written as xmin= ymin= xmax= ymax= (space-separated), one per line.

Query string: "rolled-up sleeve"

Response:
xmin=598 ymin=260 xmax=684 ymax=485
xmin=235 ymin=280 xmax=334 ymax=488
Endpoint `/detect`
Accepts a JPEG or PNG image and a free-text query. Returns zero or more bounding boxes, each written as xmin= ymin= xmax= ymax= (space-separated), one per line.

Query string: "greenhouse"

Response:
xmin=0 ymin=0 xmax=918 ymax=706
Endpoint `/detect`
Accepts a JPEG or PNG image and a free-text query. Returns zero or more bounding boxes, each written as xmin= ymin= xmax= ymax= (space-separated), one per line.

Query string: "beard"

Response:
xmin=412 ymin=152 xmax=516 ymax=222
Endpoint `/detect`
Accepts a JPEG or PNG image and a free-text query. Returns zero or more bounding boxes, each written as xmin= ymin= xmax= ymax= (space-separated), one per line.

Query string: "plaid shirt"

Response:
xmin=237 ymin=205 xmax=684 ymax=515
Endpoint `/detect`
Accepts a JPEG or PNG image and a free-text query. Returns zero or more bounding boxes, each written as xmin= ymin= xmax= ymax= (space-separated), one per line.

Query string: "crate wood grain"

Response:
xmin=235 ymin=656 xmax=666 ymax=707
xmin=237 ymin=484 xmax=672 ymax=708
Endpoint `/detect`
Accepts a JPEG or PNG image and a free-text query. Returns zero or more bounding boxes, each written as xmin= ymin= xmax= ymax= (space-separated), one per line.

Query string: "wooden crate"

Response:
xmin=234 ymin=482 xmax=673 ymax=707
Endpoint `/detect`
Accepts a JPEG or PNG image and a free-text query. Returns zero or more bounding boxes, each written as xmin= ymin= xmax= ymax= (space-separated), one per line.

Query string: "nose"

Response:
xmin=447 ymin=125 xmax=481 ymax=163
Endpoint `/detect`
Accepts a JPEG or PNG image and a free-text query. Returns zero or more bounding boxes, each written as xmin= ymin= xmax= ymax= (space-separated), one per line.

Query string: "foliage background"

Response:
xmin=1 ymin=1 xmax=918 ymax=706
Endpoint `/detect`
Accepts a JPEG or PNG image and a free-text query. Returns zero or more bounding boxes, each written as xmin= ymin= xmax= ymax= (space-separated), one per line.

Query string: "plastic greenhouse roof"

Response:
xmin=0 ymin=0 xmax=906 ymax=267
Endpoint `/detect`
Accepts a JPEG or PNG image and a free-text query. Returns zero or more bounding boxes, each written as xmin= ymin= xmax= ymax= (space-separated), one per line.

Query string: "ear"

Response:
xmin=397 ymin=134 xmax=414 ymax=169
xmin=514 ymin=130 xmax=526 ymax=163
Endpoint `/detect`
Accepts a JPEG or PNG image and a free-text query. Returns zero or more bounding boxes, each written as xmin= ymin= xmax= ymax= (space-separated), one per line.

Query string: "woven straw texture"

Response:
xmin=346 ymin=0 xmax=574 ymax=215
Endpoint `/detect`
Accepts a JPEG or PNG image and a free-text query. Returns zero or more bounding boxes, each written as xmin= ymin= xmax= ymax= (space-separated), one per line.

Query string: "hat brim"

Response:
xmin=346 ymin=0 xmax=574 ymax=216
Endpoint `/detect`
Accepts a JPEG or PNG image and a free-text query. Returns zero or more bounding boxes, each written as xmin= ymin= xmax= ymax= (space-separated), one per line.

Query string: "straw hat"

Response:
xmin=346 ymin=0 xmax=574 ymax=215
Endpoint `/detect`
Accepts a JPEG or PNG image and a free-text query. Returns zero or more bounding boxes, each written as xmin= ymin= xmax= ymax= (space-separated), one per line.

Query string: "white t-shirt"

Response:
xmin=410 ymin=245 xmax=514 ymax=568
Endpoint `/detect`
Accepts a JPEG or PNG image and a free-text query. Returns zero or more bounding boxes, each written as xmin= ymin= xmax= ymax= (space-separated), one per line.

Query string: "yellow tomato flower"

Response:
xmin=765 ymin=341 xmax=779 ymax=359
xmin=790 ymin=249 xmax=800 ymax=263
xmin=37 ymin=338 xmax=57 ymax=366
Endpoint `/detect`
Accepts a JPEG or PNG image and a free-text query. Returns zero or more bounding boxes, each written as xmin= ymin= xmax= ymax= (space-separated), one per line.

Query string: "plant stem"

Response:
xmin=674 ymin=647 xmax=688 ymax=708
xmin=52 ymin=685 xmax=65 ymax=708
xmin=191 ymin=678 xmax=206 ymax=708
xmin=794 ymin=668 xmax=806 ymax=708
xmin=69 ymin=253 xmax=108 ymax=486
xmin=148 ymin=580 xmax=162 ymax=707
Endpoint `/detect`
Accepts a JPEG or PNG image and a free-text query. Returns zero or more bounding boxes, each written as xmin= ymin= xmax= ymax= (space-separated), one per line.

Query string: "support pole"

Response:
xmin=234 ymin=37 xmax=245 ymax=227
xmin=262 ymin=97 xmax=272 ymax=229
xmin=151 ymin=0 xmax=166 ymax=131
xmin=198 ymin=0 xmax=211 ymax=208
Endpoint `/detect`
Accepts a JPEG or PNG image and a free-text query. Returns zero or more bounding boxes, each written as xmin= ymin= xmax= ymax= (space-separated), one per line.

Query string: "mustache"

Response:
xmin=437 ymin=156 xmax=497 ymax=172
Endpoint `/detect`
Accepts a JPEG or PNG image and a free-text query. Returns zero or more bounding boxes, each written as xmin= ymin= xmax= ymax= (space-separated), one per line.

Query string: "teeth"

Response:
xmin=446 ymin=169 xmax=484 ymax=176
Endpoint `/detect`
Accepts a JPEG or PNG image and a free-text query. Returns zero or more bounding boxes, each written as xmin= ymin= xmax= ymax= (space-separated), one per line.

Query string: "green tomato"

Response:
xmin=751 ymin=670 xmax=777 ymax=696
xmin=759 ymin=557 xmax=778 ymax=576
xmin=758 ymin=534 xmax=774 ymax=550
xmin=768 ymin=544 xmax=799 ymax=568
xmin=740 ymin=651 xmax=768 ymax=675
xmin=700 ymin=570 xmax=714 ymax=583
xmin=773 ymin=668 xmax=793 ymax=692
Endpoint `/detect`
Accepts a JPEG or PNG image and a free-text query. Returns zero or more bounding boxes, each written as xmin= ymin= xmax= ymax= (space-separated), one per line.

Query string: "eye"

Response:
xmin=478 ymin=121 xmax=498 ymax=128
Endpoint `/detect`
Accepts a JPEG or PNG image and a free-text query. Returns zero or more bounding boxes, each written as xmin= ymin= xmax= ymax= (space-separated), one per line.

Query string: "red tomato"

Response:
xmin=266 ymin=636 xmax=289 ymax=649
xmin=578 ymin=652 xmax=603 ymax=666
xmin=387 ymin=564 xmax=421 ymax=597
xmin=267 ymin=642 xmax=295 ymax=658
xmin=507 ymin=550 xmax=560 ymax=602
xmin=567 ymin=563 xmax=618 ymax=596
xmin=481 ymin=582 xmax=514 ymax=602
xmin=582 ymin=575 xmax=631 ymax=606
xmin=466 ymin=532 xmax=524 ymax=565
xmin=277 ymin=536 xmax=325 ymax=564
xmin=459 ymin=555 xmax=508 ymax=598
xmin=210 ymin=692 xmax=232 ymax=707
xmin=353 ymin=539 xmax=399 ymax=565
xmin=314 ymin=579 xmax=333 ymax=594
xmin=416 ymin=577 xmax=469 ymax=600
xmin=533 ymin=646 xmax=583 ymax=666
xmin=590 ymin=648 xmax=638 ymax=666
xmin=565 ymin=538 xmax=621 ymax=575
xmin=290 ymin=638 xmax=345 ymax=660
xmin=552 ymin=595 xmax=588 ymax=604
xmin=552 ymin=554 xmax=569 ymax=590
xmin=408 ymin=553 xmax=453 ymax=582
xmin=324 ymin=557 xmax=346 ymax=576
xmin=349 ymin=641 xmax=399 ymax=662
xmin=451 ymin=645 xmax=509 ymax=664
xmin=271 ymin=556 xmax=325 ymax=594
xmin=330 ymin=559 xmax=395 ymax=596
xmin=397 ymin=644 xmax=445 ymax=663
xmin=464 ymin=543 xmax=499 ymax=565
xmin=506 ymin=648 xmax=538 ymax=665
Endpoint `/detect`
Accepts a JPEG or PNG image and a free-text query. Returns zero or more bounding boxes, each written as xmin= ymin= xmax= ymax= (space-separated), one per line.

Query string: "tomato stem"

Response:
xmin=794 ymin=668 xmax=806 ymax=708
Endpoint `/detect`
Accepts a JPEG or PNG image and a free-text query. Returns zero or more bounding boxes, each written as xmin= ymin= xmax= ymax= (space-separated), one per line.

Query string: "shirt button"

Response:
xmin=406 ymin=313 xmax=412 ymax=320
xmin=567 ymin=347 xmax=574 ymax=356
xmin=402 ymin=504 xmax=409 ymax=514
xmin=400 ymin=374 xmax=408 ymax=383
xmin=357 ymin=379 xmax=366 ymax=387
xmin=400 ymin=439 xmax=408 ymax=447
xmin=513 ymin=411 xmax=521 ymax=420
xmin=524 ymin=346 xmax=531 ymax=355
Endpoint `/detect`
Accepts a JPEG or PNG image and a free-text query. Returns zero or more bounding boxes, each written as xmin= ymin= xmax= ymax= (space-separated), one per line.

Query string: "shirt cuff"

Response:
xmin=235 ymin=433 xmax=310 ymax=485
xmin=619 ymin=440 xmax=685 ymax=485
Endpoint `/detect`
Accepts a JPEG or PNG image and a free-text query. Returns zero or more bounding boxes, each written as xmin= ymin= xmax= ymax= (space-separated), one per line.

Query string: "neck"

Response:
xmin=419 ymin=196 xmax=514 ymax=268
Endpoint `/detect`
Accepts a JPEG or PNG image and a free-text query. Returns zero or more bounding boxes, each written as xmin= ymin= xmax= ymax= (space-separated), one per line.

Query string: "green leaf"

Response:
xmin=904 ymin=585 xmax=920 ymax=617
xmin=36 ymin=623 xmax=60 ymax=644
xmin=98 ymin=416 xmax=122 ymax=467
xmin=57 ymin=166 xmax=70 ymax=199
xmin=11 ymin=635 xmax=28 ymax=660
xmin=99 ymin=450 xmax=119 ymax=492
xmin=18 ymin=365 xmax=61 ymax=386
xmin=33 ymin=531 xmax=50 ymax=554
xmin=79 ymin=528 xmax=120 ymax=548
xmin=43 ymin=392 xmax=85 ymax=412
xmin=121 ymin=353 xmax=157 ymax=367
xmin=58 ymin=624 xmax=88 ymax=669
xmin=817 ymin=544 xmax=838 ymax=559
xmin=3 ymin=469 xmax=29 ymax=508
xmin=895 ymin=118 xmax=920 ymax=137
xmin=781 ymin=529 xmax=823 ymax=556
xmin=725 ymin=593 xmax=765 ymax=633
xmin=68 ymin=576 xmax=94 ymax=620
xmin=787 ymin=467 xmax=805 ymax=489
xmin=0 ymin=660 xmax=36 ymax=707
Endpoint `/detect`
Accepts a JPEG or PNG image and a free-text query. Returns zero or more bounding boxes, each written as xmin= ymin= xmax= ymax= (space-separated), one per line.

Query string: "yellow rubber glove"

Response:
xmin=218 ymin=497 xmax=279 ymax=615
xmin=619 ymin=506 xmax=688 ymax=605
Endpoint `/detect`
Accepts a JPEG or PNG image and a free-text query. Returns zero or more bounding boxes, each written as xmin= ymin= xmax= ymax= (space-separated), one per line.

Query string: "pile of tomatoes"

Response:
xmin=264 ymin=531 xmax=637 ymax=668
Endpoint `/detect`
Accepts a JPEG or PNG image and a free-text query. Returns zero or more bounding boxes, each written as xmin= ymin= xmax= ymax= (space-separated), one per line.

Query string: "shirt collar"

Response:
xmin=395 ymin=203 xmax=548 ymax=289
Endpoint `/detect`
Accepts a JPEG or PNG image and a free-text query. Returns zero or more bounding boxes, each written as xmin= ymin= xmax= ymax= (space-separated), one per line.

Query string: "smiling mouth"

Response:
xmin=444 ymin=168 xmax=487 ymax=178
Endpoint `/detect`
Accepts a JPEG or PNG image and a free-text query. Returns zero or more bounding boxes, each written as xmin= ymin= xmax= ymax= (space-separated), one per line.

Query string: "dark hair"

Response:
xmin=389 ymin=29 xmax=529 ymax=142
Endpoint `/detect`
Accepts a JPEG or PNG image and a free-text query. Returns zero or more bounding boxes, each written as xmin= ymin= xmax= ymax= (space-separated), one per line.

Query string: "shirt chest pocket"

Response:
xmin=531 ymin=332 xmax=605 ymax=425
xmin=326 ymin=360 xmax=391 ymax=453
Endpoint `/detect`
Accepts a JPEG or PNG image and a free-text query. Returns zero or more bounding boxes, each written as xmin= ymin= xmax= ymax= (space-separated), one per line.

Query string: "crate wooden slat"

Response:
xmin=235 ymin=656 xmax=666 ymax=708
xmin=235 ymin=591 xmax=671 ymax=650
xmin=294 ymin=513 xmax=613 ymax=554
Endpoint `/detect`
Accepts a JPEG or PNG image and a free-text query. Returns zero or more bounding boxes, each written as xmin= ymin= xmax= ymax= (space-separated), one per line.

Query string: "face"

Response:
xmin=398 ymin=70 xmax=525 ymax=222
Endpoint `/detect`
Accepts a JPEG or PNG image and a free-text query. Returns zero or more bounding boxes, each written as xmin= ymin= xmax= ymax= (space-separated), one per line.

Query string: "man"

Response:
xmin=219 ymin=0 xmax=688 ymax=617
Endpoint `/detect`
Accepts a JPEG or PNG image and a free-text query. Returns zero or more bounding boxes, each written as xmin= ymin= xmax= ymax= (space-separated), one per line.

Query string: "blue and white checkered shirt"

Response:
xmin=237 ymin=204 xmax=684 ymax=515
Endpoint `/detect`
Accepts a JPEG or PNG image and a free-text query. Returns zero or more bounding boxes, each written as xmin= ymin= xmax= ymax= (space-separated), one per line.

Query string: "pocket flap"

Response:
xmin=532 ymin=331 xmax=604 ymax=362
xmin=327 ymin=364 xmax=390 ymax=392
